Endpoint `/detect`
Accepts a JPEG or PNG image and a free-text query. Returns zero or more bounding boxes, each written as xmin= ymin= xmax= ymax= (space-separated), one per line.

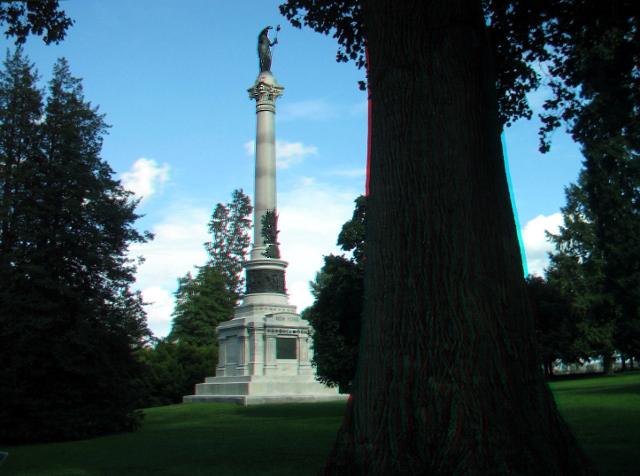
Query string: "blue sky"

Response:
xmin=13 ymin=1 xmax=583 ymax=338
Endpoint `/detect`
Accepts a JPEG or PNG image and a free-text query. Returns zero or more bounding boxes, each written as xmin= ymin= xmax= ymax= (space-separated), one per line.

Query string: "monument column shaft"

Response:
xmin=253 ymin=109 xmax=277 ymax=249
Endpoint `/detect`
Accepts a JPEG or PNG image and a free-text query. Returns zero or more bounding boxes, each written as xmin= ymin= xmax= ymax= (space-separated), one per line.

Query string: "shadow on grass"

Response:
xmin=237 ymin=400 xmax=348 ymax=420
xmin=560 ymin=402 xmax=640 ymax=476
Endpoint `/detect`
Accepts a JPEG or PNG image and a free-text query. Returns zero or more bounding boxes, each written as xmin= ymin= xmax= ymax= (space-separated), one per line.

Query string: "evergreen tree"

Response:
xmin=547 ymin=138 xmax=640 ymax=374
xmin=167 ymin=190 xmax=251 ymax=345
xmin=205 ymin=189 xmax=252 ymax=300
xmin=0 ymin=51 xmax=151 ymax=445
xmin=167 ymin=265 xmax=236 ymax=346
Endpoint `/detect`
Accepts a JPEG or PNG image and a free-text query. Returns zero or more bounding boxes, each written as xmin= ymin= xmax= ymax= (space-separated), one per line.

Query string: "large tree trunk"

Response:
xmin=319 ymin=1 xmax=598 ymax=474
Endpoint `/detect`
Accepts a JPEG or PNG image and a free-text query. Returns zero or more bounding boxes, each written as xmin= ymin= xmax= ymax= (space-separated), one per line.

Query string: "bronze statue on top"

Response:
xmin=258 ymin=25 xmax=279 ymax=72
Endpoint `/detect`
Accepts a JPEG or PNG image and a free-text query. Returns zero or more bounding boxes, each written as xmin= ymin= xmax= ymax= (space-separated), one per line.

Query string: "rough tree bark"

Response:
xmin=319 ymin=1 xmax=598 ymax=474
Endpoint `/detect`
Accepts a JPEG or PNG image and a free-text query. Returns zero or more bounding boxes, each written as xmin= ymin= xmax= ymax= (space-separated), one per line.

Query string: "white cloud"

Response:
xmin=244 ymin=139 xmax=318 ymax=169
xmin=130 ymin=178 xmax=363 ymax=338
xmin=279 ymin=99 xmax=338 ymax=121
xmin=521 ymin=213 xmax=563 ymax=276
xmin=130 ymin=204 xmax=210 ymax=338
xmin=120 ymin=158 xmax=170 ymax=203
xmin=141 ymin=285 xmax=175 ymax=338
xmin=278 ymin=178 xmax=362 ymax=312
xmin=276 ymin=140 xmax=318 ymax=168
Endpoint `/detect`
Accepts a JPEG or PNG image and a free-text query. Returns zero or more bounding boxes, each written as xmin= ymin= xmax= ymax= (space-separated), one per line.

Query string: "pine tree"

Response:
xmin=167 ymin=190 xmax=252 ymax=345
xmin=167 ymin=266 xmax=236 ymax=346
xmin=0 ymin=51 xmax=151 ymax=445
xmin=547 ymin=138 xmax=640 ymax=373
xmin=205 ymin=189 xmax=252 ymax=300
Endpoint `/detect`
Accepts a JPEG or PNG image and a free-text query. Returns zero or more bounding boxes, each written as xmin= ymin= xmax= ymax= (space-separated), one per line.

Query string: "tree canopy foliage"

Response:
xmin=306 ymin=195 xmax=365 ymax=392
xmin=168 ymin=190 xmax=252 ymax=346
xmin=546 ymin=138 xmax=640 ymax=373
xmin=0 ymin=49 xmax=151 ymax=445
xmin=525 ymin=275 xmax=582 ymax=376
xmin=0 ymin=1 xmax=73 ymax=45
xmin=281 ymin=0 xmax=640 ymax=150
xmin=205 ymin=189 xmax=252 ymax=301
xmin=136 ymin=341 xmax=218 ymax=407
xmin=167 ymin=266 xmax=236 ymax=347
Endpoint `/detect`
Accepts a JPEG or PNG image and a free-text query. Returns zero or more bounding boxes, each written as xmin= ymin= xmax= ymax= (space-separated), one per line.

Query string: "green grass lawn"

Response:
xmin=1 ymin=372 xmax=639 ymax=475
xmin=550 ymin=371 xmax=640 ymax=476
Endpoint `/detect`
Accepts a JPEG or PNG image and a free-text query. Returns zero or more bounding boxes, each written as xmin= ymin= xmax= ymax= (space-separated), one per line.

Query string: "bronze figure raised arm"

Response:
xmin=258 ymin=26 xmax=279 ymax=72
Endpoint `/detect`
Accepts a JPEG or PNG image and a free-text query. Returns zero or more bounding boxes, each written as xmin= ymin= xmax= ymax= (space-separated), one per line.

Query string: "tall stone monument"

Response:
xmin=184 ymin=27 xmax=347 ymax=405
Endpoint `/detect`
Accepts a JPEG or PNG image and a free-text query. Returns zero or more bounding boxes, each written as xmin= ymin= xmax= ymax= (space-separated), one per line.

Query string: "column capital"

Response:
xmin=248 ymin=72 xmax=284 ymax=112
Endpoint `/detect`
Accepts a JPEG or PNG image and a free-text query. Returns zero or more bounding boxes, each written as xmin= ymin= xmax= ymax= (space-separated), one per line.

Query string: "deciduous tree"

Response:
xmin=525 ymin=275 xmax=581 ymax=376
xmin=136 ymin=340 xmax=218 ymax=407
xmin=0 ymin=1 xmax=73 ymax=45
xmin=306 ymin=196 xmax=365 ymax=392
xmin=281 ymin=1 xmax=597 ymax=474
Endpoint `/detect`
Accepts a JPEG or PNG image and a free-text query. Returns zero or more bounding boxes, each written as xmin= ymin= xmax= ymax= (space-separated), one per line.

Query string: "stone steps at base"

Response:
xmin=193 ymin=378 xmax=341 ymax=397
xmin=183 ymin=394 xmax=350 ymax=405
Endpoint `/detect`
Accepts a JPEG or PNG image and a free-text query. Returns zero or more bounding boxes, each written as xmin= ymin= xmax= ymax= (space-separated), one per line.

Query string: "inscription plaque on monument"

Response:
xmin=276 ymin=337 xmax=297 ymax=360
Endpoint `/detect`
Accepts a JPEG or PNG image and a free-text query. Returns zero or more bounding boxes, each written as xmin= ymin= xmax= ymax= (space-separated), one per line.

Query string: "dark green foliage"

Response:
xmin=167 ymin=265 xmax=236 ymax=347
xmin=336 ymin=194 xmax=365 ymax=264
xmin=280 ymin=0 xmax=542 ymax=124
xmin=281 ymin=0 xmax=640 ymax=151
xmin=0 ymin=1 xmax=73 ymax=45
xmin=168 ymin=190 xmax=252 ymax=346
xmin=136 ymin=341 xmax=218 ymax=407
xmin=0 ymin=50 xmax=151 ymax=445
xmin=525 ymin=275 xmax=582 ymax=375
xmin=532 ymin=2 xmax=640 ymax=152
xmin=582 ymin=139 xmax=640 ymax=362
xmin=547 ymin=179 xmax=617 ymax=372
xmin=306 ymin=256 xmax=363 ymax=392
xmin=306 ymin=196 xmax=364 ymax=392
xmin=205 ymin=189 xmax=252 ymax=300
xmin=547 ymin=139 xmax=640 ymax=373
xmin=281 ymin=2 xmax=600 ymax=474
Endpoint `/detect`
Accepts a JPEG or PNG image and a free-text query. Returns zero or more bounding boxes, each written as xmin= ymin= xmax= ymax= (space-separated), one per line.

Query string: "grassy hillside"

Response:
xmin=1 ymin=372 xmax=639 ymax=475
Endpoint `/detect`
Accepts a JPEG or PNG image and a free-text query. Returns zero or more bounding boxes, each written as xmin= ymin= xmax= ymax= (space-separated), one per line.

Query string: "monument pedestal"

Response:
xmin=184 ymin=40 xmax=347 ymax=405
xmin=183 ymin=290 xmax=347 ymax=405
